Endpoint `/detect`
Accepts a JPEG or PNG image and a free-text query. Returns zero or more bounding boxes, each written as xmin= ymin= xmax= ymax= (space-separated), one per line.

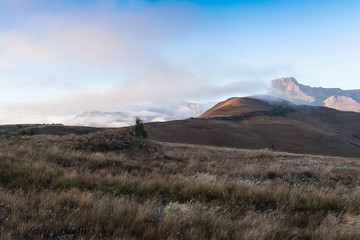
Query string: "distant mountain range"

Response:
xmin=269 ymin=77 xmax=360 ymax=112
xmin=65 ymin=77 xmax=360 ymax=128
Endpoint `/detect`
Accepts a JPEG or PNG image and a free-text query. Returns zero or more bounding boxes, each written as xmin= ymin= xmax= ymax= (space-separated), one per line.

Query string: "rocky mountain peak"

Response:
xmin=268 ymin=77 xmax=360 ymax=112
xmin=269 ymin=77 xmax=316 ymax=103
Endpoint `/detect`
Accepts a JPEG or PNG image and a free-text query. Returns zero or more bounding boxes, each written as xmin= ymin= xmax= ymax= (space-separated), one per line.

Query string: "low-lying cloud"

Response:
xmin=64 ymin=101 xmax=215 ymax=127
xmin=0 ymin=77 xmax=266 ymax=125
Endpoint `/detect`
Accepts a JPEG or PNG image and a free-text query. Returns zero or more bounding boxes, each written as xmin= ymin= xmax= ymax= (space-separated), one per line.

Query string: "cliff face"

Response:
xmin=269 ymin=77 xmax=360 ymax=112
xmin=269 ymin=77 xmax=316 ymax=103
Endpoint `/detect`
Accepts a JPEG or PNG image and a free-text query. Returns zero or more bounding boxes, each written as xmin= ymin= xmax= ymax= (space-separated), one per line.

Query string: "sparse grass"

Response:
xmin=0 ymin=131 xmax=359 ymax=239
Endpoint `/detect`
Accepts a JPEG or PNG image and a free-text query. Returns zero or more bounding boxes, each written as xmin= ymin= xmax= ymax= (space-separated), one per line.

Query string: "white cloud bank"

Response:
xmin=63 ymin=101 xmax=216 ymax=127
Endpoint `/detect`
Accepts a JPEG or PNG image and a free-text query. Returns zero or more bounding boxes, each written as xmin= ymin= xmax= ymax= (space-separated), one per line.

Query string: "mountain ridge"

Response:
xmin=268 ymin=77 xmax=360 ymax=112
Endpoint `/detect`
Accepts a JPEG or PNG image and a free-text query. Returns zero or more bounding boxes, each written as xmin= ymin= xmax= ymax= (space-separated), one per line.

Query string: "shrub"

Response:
xmin=133 ymin=117 xmax=148 ymax=139
xmin=77 ymin=127 xmax=90 ymax=135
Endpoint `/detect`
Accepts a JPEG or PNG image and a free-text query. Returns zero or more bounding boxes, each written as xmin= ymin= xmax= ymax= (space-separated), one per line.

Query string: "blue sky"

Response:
xmin=0 ymin=0 xmax=359 ymax=124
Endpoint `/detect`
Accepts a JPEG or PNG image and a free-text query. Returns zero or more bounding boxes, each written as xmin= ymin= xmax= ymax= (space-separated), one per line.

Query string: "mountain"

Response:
xmin=323 ymin=95 xmax=360 ymax=112
xmin=268 ymin=77 xmax=360 ymax=112
xmin=146 ymin=96 xmax=360 ymax=157
xmin=200 ymin=96 xmax=292 ymax=118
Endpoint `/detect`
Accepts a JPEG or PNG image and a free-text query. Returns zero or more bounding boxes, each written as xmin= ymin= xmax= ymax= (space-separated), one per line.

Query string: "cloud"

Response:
xmin=0 ymin=101 xmax=216 ymax=127
xmin=0 ymin=76 xmax=266 ymax=118
xmin=64 ymin=101 xmax=216 ymax=127
xmin=0 ymin=21 xmax=143 ymax=70
xmin=0 ymin=0 xmax=274 ymax=125
xmin=0 ymin=33 xmax=50 ymax=68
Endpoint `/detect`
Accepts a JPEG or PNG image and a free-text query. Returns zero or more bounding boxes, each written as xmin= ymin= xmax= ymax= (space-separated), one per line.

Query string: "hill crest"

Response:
xmin=200 ymin=96 xmax=293 ymax=119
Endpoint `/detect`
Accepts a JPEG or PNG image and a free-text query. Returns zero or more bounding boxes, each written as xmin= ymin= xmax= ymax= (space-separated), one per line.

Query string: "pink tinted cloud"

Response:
xmin=0 ymin=1 xmax=269 ymax=125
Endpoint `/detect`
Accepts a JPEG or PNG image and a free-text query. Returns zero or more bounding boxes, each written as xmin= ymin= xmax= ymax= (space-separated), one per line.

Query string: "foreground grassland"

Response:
xmin=0 ymin=130 xmax=359 ymax=239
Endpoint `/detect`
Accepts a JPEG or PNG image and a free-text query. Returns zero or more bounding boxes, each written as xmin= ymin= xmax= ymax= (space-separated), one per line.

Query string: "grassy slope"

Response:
xmin=146 ymin=97 xmax=360 ymax=158
xmin=145 ymin=106 xmax=360 ymax=157
xmin=0 ymin=129 xmax=359 ymax=239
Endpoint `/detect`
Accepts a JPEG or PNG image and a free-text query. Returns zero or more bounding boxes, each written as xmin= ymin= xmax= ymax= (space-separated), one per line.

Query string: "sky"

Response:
xmin=0 ymin=0 xmax=360 ymax=125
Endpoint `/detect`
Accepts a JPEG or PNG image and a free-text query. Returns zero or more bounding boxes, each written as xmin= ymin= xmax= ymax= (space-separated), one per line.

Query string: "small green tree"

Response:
xmin=133 ymin=117 xmax=148 ymax=139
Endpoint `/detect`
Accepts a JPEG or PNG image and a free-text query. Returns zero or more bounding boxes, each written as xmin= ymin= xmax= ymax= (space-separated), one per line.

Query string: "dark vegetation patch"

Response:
xmin=0 ymin=124 xmax=103 ymax=138
xmin=209 ymin=105 xmax=298 ymax=121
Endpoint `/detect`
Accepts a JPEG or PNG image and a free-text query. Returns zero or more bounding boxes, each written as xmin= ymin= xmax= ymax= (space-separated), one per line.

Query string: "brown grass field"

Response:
xmin=0 ymin=129 xmax=359 ymax=239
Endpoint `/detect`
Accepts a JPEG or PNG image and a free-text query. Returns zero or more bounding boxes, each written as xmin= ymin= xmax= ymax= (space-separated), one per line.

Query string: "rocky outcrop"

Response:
xmin=269 ymin=77 xmax=360 ymax=112
xmin=324 ymin=96 xmax=360 ymax=112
